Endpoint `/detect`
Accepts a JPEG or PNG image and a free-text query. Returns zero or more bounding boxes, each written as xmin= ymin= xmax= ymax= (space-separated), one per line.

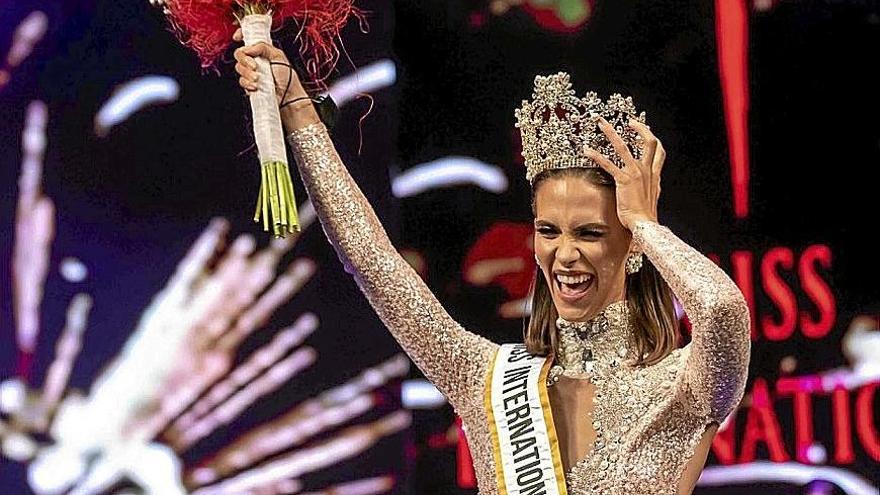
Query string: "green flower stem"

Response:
xmin=254 ymin=160 xmax=300 ymax=237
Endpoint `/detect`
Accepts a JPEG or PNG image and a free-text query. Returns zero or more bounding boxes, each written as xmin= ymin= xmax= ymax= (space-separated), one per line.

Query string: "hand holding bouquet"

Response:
xmin=158 ymin=0 xmax=358 ymax=237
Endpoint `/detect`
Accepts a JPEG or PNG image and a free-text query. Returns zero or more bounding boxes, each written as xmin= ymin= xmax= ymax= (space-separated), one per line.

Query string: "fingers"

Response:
xmin=598 ymin=117 xmax=638 ymax=168
xmin=652 ymin=143 xmax=665 ymax=207
xmin=233 ymin=47 xmax=258 ymax=70
xmin=237 ymin=65 xmax=258 ymax=91
xmin=628 ymin=118 xmax=664 ymax=213
xmin=583 ymin=145 xmax=625 ymax=182
xmin=233 ymin=47 xmax=260 ymax=93
xmin=233 ymin=28 xmax=243 ymax=42
xmin=233 ymin=42 xmax=278 ymax=68
xmin=241 ymin=43 xmax=271 ymax=58
xmin=628 ymin=119 xmax=657 ymax=169
xmin=653 ymin=142 xmax=666 ymax=177
xmin=239 ymin=76 xmax=257 ymax=93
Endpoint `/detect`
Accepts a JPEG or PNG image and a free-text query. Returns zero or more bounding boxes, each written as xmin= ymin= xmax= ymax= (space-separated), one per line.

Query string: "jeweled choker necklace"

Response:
xmin=547 ymin=301 xmax=630 ymax=386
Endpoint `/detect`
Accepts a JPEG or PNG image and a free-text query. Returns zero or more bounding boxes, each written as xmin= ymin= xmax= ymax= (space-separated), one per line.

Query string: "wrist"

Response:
xmin=280 ymin=99 xmax=321 ymax=132
xmin=625 ymin=214 xmax=656 ymax=231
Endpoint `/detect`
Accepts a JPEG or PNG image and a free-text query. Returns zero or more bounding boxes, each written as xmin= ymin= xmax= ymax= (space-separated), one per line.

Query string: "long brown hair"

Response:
xmin=525 ymin=167 xmax=679 ymax=367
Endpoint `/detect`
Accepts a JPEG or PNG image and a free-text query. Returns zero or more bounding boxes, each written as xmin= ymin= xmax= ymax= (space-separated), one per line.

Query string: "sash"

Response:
xmin=485 ymin=343 xmax=567 ymax=495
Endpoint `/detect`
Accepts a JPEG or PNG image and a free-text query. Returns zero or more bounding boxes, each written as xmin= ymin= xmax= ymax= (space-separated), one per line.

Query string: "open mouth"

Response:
xmin=554 ymin=273 xmax=595 ymax=302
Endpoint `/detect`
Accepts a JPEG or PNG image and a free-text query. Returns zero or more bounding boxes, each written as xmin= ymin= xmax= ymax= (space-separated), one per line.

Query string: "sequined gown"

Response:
xmin=287 ymin=123 xmax=751 ymax=494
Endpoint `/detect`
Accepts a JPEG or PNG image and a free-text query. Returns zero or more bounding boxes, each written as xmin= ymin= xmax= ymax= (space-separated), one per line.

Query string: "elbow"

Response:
xmin=710 ymin=353 xmax=750 ymax=423
xmin=714 ymin=297 xmax=752 ymax=419
xmin=709 ymin=376 xmax=747 ymax=424
xmin=699 ymin=292 xmax=752 ymax=420
xmin=683 ymin=287 xmax=752 ymax=423
xmin=707 ymin=286 xmax=752 ymax=344
xmin=708 ymin=291 xmax=752 ymax=376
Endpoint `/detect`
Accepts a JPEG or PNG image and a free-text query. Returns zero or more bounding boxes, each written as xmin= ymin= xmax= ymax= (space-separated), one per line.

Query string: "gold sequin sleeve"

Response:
xmin=632 ymin=220 xmax=751 ymax=424
xmin=286 ymin=123 xmax=497 ymax=408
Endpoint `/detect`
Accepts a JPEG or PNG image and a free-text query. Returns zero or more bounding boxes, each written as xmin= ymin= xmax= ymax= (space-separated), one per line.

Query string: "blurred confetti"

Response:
xmin=2 ymin=101 xmax=408 ymax=495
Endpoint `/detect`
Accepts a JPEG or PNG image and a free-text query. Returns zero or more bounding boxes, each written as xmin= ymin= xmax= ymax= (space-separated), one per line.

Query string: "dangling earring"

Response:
xmin=625 ymin=252 xmax=643 ymax=275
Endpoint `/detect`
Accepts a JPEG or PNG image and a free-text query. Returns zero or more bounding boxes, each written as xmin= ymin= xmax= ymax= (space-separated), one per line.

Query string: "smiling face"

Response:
xmin=533 ymin=172 xmax=633 ymax=322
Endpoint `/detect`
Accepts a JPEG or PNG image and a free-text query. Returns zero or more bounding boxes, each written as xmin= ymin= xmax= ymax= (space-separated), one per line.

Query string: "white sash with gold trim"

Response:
xmin=485 ymin=343 xmax=567 ymax=495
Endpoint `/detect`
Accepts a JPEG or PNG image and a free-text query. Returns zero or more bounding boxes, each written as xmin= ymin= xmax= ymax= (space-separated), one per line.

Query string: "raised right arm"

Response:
xmin=283 ymin=115 xmax=497 ymax=408
xmin=232 ymin=39 xmax=497 ymax=408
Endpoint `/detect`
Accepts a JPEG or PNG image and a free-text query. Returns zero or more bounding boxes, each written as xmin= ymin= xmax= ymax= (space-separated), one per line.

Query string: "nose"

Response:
xmin=555 ymin=235 xmax=580 ymax=266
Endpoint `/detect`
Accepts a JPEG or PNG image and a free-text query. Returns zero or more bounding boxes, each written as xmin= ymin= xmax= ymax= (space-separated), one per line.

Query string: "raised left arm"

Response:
xmin=585 ymin=115 xmax=751 ymax=424
xmin=632 ymin=219 xmax=751 ymax=423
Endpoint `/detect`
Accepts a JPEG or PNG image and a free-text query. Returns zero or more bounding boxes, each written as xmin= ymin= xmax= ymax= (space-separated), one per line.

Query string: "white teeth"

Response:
xmin=555 ymin=273 xmax=592 ymax=285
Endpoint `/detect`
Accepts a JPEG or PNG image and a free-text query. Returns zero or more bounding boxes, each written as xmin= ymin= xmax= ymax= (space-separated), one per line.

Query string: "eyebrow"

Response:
xmin=534 ymin=220 xmax=609 ymax=230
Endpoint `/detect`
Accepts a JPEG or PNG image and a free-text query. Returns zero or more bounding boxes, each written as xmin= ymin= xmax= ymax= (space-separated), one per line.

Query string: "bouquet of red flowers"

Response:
xmin=156 ymin=0 xmax=358 ymax=237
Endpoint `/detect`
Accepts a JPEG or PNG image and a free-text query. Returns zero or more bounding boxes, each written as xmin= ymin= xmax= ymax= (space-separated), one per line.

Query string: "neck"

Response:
xmin=551 ymin=300 xmax=633 ymax=381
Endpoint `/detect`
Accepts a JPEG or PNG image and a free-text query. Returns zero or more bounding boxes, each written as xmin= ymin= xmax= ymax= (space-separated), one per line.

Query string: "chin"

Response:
xmin=554 ymin=302 xmax=595 ymax=323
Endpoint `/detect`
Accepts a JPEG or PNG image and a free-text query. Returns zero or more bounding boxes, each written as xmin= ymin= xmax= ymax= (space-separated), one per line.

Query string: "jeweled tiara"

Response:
xmin=515 ymin=72 xmax=647 ymax=184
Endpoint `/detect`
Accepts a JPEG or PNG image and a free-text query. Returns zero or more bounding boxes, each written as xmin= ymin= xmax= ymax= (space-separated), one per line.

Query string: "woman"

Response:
xmin=233 ymin=34 xmax=751 ymax=494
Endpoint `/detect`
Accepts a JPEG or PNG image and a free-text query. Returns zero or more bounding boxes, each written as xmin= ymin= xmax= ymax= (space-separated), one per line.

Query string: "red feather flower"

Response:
xmin=163 ymin=0 xmax=360 ymax=81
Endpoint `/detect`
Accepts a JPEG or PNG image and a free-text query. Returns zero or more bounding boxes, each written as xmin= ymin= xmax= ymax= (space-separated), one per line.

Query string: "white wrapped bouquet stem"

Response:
xmin=241 ymin=13 xmax=299 ymax=237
